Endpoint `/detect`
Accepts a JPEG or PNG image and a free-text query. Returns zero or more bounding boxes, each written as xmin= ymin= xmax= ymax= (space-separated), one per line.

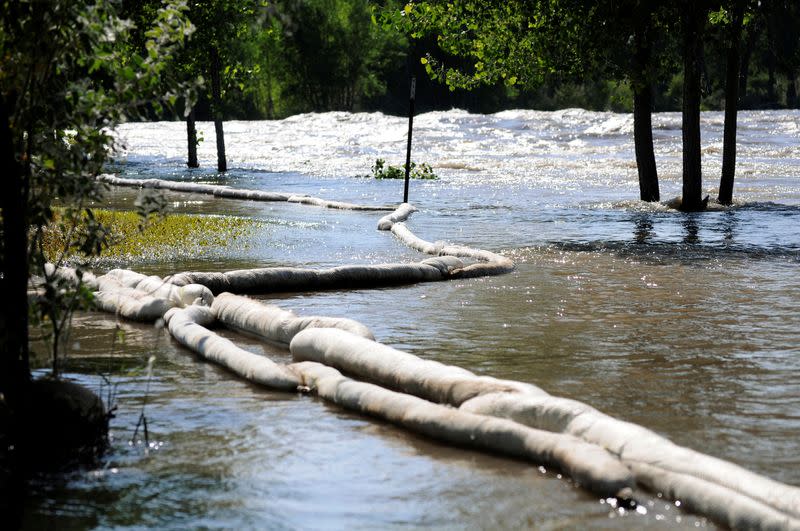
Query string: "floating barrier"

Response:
xmin=52 ymin=177 xmax=800 ymax=528
xmin=377 ymin=203 xmax=417 ymax=230
xmin=99 ymin=176 xmax=513 ymax=279
xmin=630 ymin=462 xmax=800 ymax=530
xmin=45 ymin=265 xmax=213 ymax=322
xmin=93 ymin=269 xmax=212 ymax=322
xmin=286 ymin=195 xmax=393 ymax=211
xmin=165 ymin=257 xmax=464 ymax=294
xmin=289 ymin=329 xmax=800 ymax=528
xmin=98 ymin=174 xmax=395 ymax=211
xmin=289 ymin=361 xmax=635 ymax=498
xmin=212 ymin=292 xmax=374 ymax=346
xmin=377 ymin=204 xmax=514 ymax=277
xmin=388 ymin=223 xmax=514 ymax=277
xmin=65 ymin=265 xmax=800 ymax=529
xmin=165 ymin=305 xmax=300 ymax=391
xmin=290 ymin=328 xmax=542 ymax=405
xmin=460 ymin=392 xmax=800 ymax=524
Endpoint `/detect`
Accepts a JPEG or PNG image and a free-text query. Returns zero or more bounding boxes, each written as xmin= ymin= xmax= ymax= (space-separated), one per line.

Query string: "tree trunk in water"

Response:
xmin=209 ymin=45 xmax=227 ymax=173
xmin=719 ymin=2 xmax=744 ymax=205
xmin=633 ymin=86 xmax=659 ymax=202
xmin=632 ymin=20 xmax=659 ymax=202
xmin=0 ymin=96 xmax=31 ymax=415
xmin=681 ymin=1 xmax=704 ymax=211
xmin=186 ymin=107 xmax=199 ymax=168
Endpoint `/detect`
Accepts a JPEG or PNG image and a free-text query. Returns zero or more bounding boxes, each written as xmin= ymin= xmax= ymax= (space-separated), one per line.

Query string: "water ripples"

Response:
xmin=24 ymin=109 xmax=799 ymax=528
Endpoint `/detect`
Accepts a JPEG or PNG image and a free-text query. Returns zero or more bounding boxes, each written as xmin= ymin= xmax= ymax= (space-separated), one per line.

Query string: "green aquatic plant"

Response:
xmin=42 ymin=209 xmax=264 ymax=264
xmin=370 ymin=158 xmax=438 ymax=180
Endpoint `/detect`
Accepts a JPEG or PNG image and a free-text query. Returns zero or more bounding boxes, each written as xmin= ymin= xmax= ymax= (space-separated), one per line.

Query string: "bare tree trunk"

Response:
xmin=766 ymin=22 xmax=777 ymax=106
xmin=209 ymin=45 xmax=227 ymax=173
xmin=186 ymin=107 xmax=199 ymax=168
xmin=632 ymin=20 xmax=659 ymax=202
xmin=767 ymin=62 xmax=777 ymax=105
xmin=719 ymin=1 xmax=744 ymax=205
xmin=633 ymin=86 xmax=659 ymax=202
xmin=738 ymin=24 xmax=757 ymax=108
xmin=681 ymin=1 xmax=705 ymax=211
xmin=265 ymin=60 xmax=275 ymax=119
xmin=787 ymin=74 xmax=798 ymax=108
xmin=0 ymin=96 xmax=31 ymax=414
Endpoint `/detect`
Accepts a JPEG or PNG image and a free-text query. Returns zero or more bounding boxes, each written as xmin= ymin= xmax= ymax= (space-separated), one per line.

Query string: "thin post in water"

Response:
xmin=404 ymin=76 xmax=416 ymax=203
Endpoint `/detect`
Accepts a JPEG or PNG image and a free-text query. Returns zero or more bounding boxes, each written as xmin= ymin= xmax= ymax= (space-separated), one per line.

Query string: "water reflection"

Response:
xmin=682 ymin=215 xmax=700 ymax=244
xmin=633 ymin=214 xmax=655 ymax=244
xmin=722 ymin=210 xmax=737 ymax=244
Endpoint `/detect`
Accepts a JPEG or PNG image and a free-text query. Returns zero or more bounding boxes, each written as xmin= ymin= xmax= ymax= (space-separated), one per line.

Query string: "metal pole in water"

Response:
xmin=403 ymin=76 xmax=416 ymax=204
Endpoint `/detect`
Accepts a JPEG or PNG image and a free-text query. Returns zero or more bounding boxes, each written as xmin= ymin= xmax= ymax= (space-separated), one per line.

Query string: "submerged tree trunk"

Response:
xmin=209 ymin=45 xmax=227 ymax=173
xmin=633 ymin=86 xmax=659 ymax=202
xmin=719 ymin=2 xmax=745 ymax=205
xmin=0 ymin=96 xmax=31 ymax=415
xmin=681 ymin=1 xmax=705 ymax=211
xmin=186 ymin=107 xmax=199 ymax=168
xmin=632 ymin=21 xmax=659 ymax=202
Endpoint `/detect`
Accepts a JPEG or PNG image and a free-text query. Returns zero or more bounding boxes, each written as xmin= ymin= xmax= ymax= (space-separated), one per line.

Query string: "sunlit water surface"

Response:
xmin=22 ymin=109 xmax=800 ymax=529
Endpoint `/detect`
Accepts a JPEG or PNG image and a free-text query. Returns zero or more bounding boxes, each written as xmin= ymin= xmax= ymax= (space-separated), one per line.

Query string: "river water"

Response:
xmin=22 ymin=109 xmax=799 ymax=529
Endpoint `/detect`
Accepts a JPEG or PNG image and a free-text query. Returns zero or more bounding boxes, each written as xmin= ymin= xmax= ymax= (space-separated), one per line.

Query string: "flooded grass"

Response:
xmin=43 ymin=209 xmax=268 ymax=266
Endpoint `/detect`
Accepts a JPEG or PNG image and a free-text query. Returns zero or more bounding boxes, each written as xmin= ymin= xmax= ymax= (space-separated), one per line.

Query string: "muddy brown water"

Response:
xmin=21 ymin=110 xmax=799 ymax=529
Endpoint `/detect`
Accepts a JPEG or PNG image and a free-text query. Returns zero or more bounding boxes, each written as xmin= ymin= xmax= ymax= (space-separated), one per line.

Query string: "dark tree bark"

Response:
xmin=632 ymin=21 xmax=659 ymax=202
xmin=767 ymin=59 xmax=777 ymax=104
xmin=265 ymin=64 xmax=275 ymax=119
xmin=186 ymin=107 xmax=199 ymax=168
xmin=787 ymin=74 xmax=798 ymax=109
xmin=633 ymin=86 xmax=660 ymax=202
xmin=0 ymin=96 xmax=31 ymax=415
xmin=739 ymin=24 xmax=757 ymax=108
xmin=209 ymin=45 xmax=227 ymax=173
xmin=766 ymin=20 xmax=778 ymax=106
xmin=681 ymin=1 xmax=705 ymax=212
xmin=719 ymin=2 xmax=745 ymax=205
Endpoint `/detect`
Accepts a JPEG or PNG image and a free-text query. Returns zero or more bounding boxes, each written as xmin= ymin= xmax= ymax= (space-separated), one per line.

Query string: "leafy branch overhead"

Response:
xmin=1 ymin=0 xmax=197 ymax=380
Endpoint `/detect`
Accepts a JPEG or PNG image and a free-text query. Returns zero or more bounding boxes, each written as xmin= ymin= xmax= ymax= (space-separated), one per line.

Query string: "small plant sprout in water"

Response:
xmin=131 ymin=355 xmax=157 ymax=451
xmin=369 ymin=158 xmax=438 ymax=180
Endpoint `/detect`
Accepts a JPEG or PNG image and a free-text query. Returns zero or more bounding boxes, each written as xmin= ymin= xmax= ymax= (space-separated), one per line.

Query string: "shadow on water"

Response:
xmin=682 ymin=214 xmax=700 ymax=245
xmin=551 ymin=204 xmax=800 ymax=265
xmin=632 ymin=213 xmax=654 ymax=244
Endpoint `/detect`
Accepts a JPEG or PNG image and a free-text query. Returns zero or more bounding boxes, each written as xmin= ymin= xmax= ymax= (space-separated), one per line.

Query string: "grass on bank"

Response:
xmin=43 ymin=209 xmax=263 ymax=264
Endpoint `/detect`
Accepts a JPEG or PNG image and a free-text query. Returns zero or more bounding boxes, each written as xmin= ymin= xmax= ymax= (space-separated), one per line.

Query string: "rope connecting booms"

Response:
xmin=66 ymin=177 xmax=799 ymax=529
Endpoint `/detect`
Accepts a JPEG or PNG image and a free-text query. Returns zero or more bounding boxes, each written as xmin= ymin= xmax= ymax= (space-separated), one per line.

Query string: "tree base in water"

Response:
xmin=2 ymin=378 xmax=109 ymax=473
xmin=664 ymin=195 xmax=710 ymax=212
xmin=1 ymin=378 xmax=108 ymax=527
